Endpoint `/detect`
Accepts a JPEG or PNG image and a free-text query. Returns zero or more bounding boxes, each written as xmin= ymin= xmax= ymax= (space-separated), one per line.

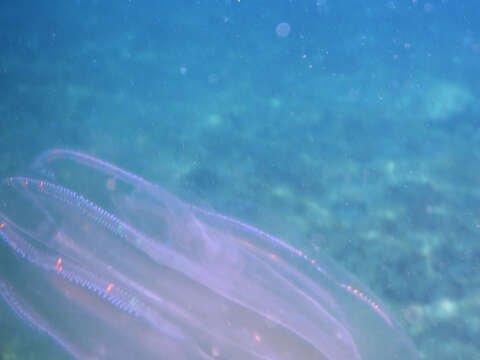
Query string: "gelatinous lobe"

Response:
xmin=0 ymin=149 xmax=419 ymax=360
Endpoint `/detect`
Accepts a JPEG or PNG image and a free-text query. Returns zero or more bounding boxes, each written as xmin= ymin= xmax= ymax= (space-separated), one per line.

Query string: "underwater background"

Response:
xmin=0 ymin=0 xmax=479 ymax=359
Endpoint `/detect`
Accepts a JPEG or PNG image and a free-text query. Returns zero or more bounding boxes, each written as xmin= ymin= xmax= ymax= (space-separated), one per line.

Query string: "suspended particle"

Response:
xmin=275 ymin=22 xmax=291 ymax=38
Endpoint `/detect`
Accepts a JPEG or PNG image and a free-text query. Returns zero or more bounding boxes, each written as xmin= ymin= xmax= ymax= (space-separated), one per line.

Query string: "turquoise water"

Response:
xmin=0 ymin=1 xmax=479 ymax=359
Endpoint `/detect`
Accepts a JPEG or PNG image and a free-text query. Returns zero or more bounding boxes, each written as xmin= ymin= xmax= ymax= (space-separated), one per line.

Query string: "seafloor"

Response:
xmin=0 ymin=1 xmax=479 ymax=359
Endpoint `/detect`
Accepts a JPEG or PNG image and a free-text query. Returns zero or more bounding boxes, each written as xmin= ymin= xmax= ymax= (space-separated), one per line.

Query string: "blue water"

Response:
xmin=0 ymin=1 xmax=479 ymax=359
